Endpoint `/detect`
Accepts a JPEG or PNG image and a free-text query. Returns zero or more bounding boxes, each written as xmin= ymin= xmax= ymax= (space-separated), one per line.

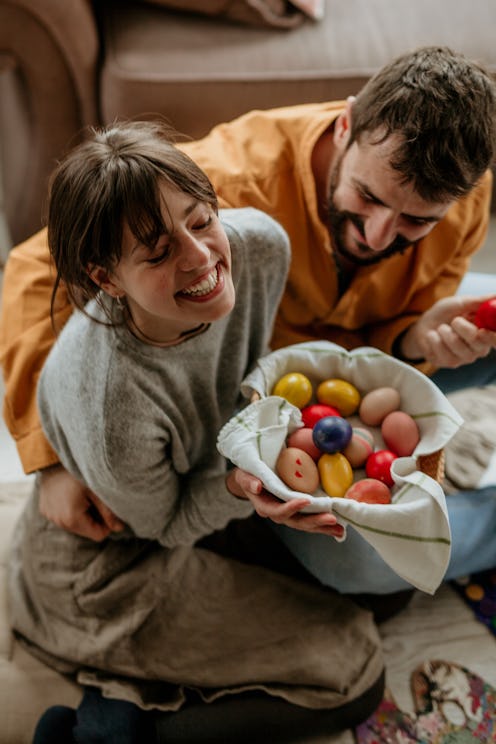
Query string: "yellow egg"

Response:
xmin=272 ymin=372 xmax=313 ymax=408
xmin=318 ymin=453 xmax=354 ymax=498
xmin=316 ymin=378 xmax=361 ymax=416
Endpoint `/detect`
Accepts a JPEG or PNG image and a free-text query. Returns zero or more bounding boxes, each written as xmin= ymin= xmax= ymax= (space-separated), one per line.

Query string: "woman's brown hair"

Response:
xmin=47 ymin=120 xmax=218 ymax=325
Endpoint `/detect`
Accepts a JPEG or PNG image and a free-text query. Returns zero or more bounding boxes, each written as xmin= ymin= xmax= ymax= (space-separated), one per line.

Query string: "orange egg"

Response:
xmin=345 ymin=478 xmax=391 ymax=504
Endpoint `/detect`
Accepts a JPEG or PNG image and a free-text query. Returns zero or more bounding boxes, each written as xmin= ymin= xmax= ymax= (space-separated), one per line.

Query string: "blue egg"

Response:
xmin=312 ymin=416 xmax=353 ymax=454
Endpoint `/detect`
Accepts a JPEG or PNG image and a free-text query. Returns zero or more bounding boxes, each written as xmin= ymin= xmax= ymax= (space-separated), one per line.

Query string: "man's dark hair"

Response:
xmin=350 ymin=46 xmax=496 ymax=201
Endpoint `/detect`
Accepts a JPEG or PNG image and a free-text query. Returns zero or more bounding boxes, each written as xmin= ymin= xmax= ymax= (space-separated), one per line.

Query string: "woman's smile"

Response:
xmin=179 ymin=264 xmax=223 ymax=301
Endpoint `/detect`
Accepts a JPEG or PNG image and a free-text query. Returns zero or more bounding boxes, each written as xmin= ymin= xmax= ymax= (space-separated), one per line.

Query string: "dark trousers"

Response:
xmin=32 ymin=687 xmax=157 ymax=744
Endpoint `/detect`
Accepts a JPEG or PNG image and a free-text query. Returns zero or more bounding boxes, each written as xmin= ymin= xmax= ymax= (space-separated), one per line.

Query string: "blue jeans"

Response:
xmin=271 ymin=350 xmax=496 ymax=595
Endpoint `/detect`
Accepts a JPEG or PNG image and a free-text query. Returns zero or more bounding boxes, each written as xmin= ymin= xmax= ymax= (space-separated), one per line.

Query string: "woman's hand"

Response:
xmin=226 ymin=467 xmax=344 ymax=538
xmin=39 ymin=465 xmax=125 ymax=541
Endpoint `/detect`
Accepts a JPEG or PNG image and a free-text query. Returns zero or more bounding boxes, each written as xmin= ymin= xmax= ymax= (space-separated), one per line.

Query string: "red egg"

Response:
xmin=474 ymin=298 xmax=496 ymax=331
xmin=287 ymin=428 xmax=321 ymax=461
xmin=381 ymin=410 xmax=420 ymax=456
xmin=365 ymin=450 xmax=397 ymax=487
xmin=346 ymin=479 xmax=391 ymax=504
xmin=301 ymin=403 xmax=341 ymax=428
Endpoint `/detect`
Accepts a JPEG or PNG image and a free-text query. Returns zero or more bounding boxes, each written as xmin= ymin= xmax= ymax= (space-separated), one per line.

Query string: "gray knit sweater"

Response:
xmin=37 ymin=208 xmax=290 ymax=546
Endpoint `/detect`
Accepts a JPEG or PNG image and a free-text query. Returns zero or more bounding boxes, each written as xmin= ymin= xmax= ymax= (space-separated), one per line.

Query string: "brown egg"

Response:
xmin=359 ymin=387 xmax=401 ymax=426
xmin=342 ymin=427 xmax=375 ymax=468
xmin=276 ymin=447 xmax=320 ymax=493
xmin=381 ymin=410 xmax=420 ymax=456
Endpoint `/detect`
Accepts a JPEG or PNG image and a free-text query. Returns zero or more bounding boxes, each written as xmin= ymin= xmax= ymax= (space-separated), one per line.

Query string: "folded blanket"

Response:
xmin=444 ymin=386 xmax=496 ymax=492
xmin=218 ymin=342 xmax=464 ymax=594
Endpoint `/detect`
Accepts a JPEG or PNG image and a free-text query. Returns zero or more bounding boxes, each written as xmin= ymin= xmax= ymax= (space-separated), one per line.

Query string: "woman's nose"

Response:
xmin=177 ymin=233 xmax=210 ymax=270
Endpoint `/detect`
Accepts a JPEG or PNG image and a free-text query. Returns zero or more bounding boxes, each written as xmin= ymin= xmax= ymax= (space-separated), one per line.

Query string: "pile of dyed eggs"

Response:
xmin=272 ymin=372 xmax=421 ymax=504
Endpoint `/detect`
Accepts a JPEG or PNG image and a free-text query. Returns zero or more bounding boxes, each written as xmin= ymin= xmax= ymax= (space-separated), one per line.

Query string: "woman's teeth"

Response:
xmin=182 ymin=268 xmax=218 ymax=296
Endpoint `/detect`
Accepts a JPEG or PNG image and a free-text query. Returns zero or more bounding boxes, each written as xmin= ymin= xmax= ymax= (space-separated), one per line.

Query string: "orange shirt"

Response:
xmin=0 ymin=102 xmax=492 ymax=472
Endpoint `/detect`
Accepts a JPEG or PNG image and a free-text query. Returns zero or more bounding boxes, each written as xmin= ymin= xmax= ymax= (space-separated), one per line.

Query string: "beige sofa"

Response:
xmin=1 ymin=0 xmax=496 ymax=247
xmin=2 ymin=2 xmax=496 ymax=742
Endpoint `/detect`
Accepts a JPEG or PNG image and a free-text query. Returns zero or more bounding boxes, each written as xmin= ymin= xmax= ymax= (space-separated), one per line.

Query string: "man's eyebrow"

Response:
xmin=354 ymin=180 xmax=442 ymax=222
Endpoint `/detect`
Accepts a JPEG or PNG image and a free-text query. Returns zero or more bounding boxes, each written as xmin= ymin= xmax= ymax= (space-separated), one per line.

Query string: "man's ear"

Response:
xmin=333 ymin=96 xmax=355 ymax=149
xmin=87 ymin=264 xmax=122 ymax=298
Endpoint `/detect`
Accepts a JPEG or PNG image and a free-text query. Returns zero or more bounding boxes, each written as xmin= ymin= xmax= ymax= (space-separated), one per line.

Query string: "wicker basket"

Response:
xmin=418 ymin=449 xmax=445 ymax=483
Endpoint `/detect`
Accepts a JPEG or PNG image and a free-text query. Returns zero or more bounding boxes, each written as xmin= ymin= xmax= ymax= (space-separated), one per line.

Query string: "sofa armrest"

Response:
xmin=0 ymin=0 xmax=100 ymax=245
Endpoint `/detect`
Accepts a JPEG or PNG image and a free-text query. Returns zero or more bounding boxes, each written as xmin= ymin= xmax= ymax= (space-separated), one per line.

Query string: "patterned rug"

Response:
xmin=451 ymin=570 xmax=496 ymax=637
xmin=355 ymin=660 xmax=496 ymax=743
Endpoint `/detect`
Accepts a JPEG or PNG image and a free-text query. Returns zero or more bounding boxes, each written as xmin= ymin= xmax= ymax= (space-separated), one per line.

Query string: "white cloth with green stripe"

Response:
xmin=217 ymin=341 xmax=463 ymax=594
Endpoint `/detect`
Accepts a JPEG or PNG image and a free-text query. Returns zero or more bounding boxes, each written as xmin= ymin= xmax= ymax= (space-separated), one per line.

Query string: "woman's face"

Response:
xmin=109 ymin=182 xmax=235 ymax=344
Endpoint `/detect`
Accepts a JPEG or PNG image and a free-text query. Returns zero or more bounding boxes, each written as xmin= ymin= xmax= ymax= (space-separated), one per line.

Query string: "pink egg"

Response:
xmin=381 ymin=410 xmax=420 ymax=456
xmin=342 ymin=427 xmax=375 ymax=468
xmin=276 ymin=447 xmax=320 ymax=493
xmin=287 ymin=428 xmax=321 ymax=461
xmin=359 ymin=387 xmax=401 ymax=426
xmin=345 ymin=478 xmax=391 ymax=504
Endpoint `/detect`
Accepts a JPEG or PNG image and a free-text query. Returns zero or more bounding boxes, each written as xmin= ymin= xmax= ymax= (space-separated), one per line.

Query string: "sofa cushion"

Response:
xmin=100 ymin=0 xmax=496 ymax=140
xmin=141 ymin=0 xmax=307 ymax=28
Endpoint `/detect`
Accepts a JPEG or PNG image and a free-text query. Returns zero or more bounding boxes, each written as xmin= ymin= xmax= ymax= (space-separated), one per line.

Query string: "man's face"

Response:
xmin=327 ymin=132 xmax=452 ymax=267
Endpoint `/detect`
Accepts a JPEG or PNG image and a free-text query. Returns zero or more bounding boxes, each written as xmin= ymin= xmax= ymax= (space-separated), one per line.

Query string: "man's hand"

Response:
xmin=226 ymin=467 xmax=344 ymax=538
xmin=400 ymin=295 xmax=496 ymax=368
xmin=39 ymin=465 xmax=125 ymax=541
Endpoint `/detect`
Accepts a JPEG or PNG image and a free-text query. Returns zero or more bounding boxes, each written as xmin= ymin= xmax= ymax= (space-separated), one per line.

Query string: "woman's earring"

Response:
xmin=116 ymin=295 xmax=126 ymax=309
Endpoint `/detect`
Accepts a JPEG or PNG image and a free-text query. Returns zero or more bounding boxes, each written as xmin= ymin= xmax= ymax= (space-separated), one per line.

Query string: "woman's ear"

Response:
xmin=87 ymin=264 xmax=123 ymax=299
xmin=333 ymin=96 xmax=355 ymax=149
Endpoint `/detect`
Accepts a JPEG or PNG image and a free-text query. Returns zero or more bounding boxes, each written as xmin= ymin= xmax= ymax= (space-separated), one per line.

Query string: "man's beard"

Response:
xmin=326 ymin=163 xmax=413 ymax=267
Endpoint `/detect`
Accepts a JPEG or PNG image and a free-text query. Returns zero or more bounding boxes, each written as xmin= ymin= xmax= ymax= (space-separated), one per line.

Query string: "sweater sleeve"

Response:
xmin=0 ymin=228 xmax=72 ymax=472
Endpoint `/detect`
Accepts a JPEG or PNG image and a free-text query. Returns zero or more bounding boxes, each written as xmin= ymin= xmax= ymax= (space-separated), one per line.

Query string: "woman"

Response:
xmin=8 ymin=121 xmax=383 ymax=742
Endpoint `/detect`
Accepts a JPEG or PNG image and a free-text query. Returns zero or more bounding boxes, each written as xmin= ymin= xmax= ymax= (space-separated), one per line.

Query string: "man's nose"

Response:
xmin=364 ymin=210 xmax=397 ymax=252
